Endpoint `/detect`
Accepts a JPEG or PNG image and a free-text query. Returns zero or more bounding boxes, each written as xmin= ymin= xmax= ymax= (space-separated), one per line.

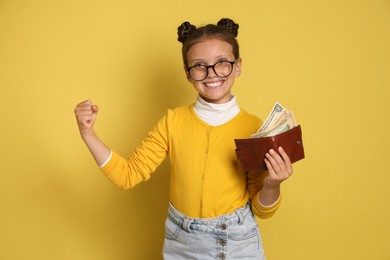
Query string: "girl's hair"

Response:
xmin=177 ymin=18 xmax=240 ymax=67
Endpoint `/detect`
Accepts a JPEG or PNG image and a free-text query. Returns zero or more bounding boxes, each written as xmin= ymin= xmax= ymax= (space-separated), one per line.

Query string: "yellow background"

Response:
xmin=1 ymin=0 xmax=389 ymax=259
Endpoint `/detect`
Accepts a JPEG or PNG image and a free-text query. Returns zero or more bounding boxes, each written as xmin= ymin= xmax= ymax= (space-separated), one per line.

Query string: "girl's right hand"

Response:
xmin=74 ymin=100 xmax=99 ymax=136
xmin=74 ymin=100 xmax=111 ymax=165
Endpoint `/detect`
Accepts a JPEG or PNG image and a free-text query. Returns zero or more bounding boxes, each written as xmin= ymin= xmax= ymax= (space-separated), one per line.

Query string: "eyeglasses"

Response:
xmin=186 ymin=60 xmax=236 ymax=81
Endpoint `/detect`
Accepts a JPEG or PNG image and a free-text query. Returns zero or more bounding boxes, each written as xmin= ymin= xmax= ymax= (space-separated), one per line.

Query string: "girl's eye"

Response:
xmin=193 ymin=63 xmax=205 ymax=68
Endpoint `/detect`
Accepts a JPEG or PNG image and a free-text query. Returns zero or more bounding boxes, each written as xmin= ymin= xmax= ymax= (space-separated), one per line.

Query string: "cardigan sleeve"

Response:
xmin=99 ymin=113 xmax=169 ymax=189
xmin=246 ymin=170 xmax=281 ymax=218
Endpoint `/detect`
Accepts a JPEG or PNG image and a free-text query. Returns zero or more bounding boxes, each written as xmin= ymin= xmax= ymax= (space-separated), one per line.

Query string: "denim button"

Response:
xmin=220 ymin=223 xmax=227 ymax=230
xmin=219 ymin=239 xmax=227 ymax=246
xmin=218 ymin=253 xmax=225 ymax=259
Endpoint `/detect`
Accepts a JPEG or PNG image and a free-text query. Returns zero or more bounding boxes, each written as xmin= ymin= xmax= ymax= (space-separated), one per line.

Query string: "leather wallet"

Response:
xmin=234 ymin=125 xmax=305 ymax=171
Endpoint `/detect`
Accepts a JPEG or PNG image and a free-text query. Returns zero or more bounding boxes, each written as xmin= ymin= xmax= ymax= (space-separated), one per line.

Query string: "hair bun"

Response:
xmin=217 ymin=18 xmax=239 ymax=37
xmin=177 ymin=21 xmax=197 ymax=43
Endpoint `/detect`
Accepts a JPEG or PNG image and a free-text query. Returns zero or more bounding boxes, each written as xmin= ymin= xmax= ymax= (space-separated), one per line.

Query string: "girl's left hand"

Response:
xmin=264 ymin=146 xmax=293 ymax=187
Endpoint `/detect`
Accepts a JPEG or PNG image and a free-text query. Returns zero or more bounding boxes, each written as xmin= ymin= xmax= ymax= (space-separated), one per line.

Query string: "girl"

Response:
xmin=74 ymin=18 xmax=293 ymax=260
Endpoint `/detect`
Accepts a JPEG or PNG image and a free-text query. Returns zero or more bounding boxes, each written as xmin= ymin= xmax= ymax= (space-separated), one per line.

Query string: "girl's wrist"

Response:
xmin=259 ymin=183 xmax=281 ymax=207
xmin=263 ymin=181 xmax=281 ymax=191
xmin=80 ymin=129 xmax=97 ymax=142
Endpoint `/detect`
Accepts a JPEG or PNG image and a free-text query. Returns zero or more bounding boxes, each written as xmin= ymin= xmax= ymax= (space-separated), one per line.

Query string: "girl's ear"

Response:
xmin=234 ymin=58 xmax=242 ymax=77
xmin=184 ymin=67 xmax=192 ymax=82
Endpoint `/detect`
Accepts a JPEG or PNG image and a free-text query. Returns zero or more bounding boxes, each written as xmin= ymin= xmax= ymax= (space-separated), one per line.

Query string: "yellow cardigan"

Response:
xmin=100 ymin=105 xmax=281 ymax=218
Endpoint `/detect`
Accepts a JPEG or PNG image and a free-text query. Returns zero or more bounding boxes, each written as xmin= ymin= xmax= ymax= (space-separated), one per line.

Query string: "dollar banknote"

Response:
xmin=251 ymin=102 xmax=297 ymax=138
xmin=257 ymin=102 xmax=287 ymax=132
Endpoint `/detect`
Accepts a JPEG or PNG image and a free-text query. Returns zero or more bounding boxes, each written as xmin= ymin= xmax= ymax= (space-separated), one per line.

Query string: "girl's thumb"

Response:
xmin=91 ymin=105 xmax=99 ymax=113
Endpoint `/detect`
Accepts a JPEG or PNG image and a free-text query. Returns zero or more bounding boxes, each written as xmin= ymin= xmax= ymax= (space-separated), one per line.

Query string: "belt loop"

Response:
xmin=182 ymin=217 xmax=193 ymax=233
xmin=236 ymin=208 xmax=244 ymax=225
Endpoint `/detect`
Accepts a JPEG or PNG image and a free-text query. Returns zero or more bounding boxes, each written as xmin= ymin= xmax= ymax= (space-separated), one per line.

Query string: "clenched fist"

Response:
xmin=74 ymin=100 xmax=99 ymax=136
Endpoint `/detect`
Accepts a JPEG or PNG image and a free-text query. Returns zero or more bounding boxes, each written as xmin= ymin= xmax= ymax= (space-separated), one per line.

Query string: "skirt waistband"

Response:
xmin=167 ymin=202 xmax=252 ymax=233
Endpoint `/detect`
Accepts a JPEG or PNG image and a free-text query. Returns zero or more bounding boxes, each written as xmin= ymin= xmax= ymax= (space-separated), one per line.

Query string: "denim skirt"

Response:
xmin=162 ymin=202 xmax=266 ymax=260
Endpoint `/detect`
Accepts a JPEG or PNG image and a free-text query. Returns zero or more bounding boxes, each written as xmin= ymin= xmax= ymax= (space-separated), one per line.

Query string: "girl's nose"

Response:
xmin=207 ymin=66 xmax=218 ymax=78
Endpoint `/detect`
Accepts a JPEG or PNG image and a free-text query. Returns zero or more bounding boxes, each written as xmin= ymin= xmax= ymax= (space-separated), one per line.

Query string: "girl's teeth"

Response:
xmin=205 ymin=82 xmax=222 ymax=87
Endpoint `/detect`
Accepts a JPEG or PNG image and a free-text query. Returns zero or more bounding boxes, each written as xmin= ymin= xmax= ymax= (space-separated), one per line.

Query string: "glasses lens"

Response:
xmin=214 ymin=61 xmax=233 ymax=77
xmin=190 ymin=65 xmax=207 ymax=81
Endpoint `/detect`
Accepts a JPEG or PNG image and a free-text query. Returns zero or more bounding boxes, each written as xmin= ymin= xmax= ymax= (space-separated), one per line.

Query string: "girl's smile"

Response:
xmin=203 ymin=79 xmax=224 ymax=88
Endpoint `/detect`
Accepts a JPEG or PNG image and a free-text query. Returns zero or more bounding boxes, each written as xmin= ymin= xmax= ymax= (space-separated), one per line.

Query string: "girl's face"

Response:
xmin=185 ymin=38 xmax=242 ymax=104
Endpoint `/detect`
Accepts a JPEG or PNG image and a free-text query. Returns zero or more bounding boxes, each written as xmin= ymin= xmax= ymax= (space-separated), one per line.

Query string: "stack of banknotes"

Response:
xmin=251 ymin=102 xmax=297 ymax=138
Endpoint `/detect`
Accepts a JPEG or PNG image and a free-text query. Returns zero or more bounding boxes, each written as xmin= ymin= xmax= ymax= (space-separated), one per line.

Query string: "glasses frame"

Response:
xmin=186 ymin=60 xmax=236 ymax=81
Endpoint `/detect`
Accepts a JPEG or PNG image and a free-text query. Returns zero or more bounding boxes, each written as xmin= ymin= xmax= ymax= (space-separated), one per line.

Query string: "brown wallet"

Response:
xmin=234 ymin=125 xmax=305 ymax=171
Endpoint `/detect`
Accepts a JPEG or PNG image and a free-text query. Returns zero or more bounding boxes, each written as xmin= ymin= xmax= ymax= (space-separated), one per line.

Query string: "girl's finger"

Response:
xmin=265 ymin=151 xmax=281 ymax=174
xmin=278 ymin=147 xmax=291 ymax=165
xmin=74 ymin=100 xmax=94 ymax=112
xmin=278 ymin=147 xmax=293 ymax=175
xmin=76 ymin=99 xmax=92 ymax=107
xmin=264 ymin=158 xmax=277 ymax=178
xmin=268 ymin=149 xmax=285 ymax=170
